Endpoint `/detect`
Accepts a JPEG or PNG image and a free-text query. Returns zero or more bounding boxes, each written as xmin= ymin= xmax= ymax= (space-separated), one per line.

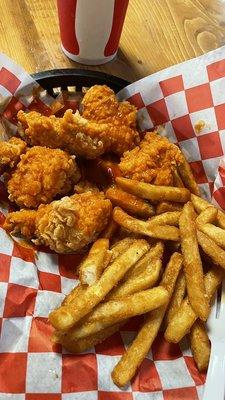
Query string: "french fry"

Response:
xmin=57 ymin=252 xmax=163 ymax=340
xmin=191 ymin=194 xmax=209 ymax=214
xmin=61 ymin=287 xmax=169 ymax=341
xmin=111 ymin=252 xmax=183 ymax=387
xmin=62 ymin=285 xmax=86 ymax=306
xmin=191 ymin=194 xmax=225 ymax=230
xmin=102 ymin=250 xmax=112 ymax=269
xmin=79 ymin=238 xmax=110 ymax=286
xmin=124 ymin=241 xmax=164 ymax=280
xmin=49 ymin=239 xmax=150 ymax=331
xmin=105 ymin=186 xmax=154 ymax=218
xmin=190 ymin=320 xmax=210 ymax=371
xmin=110 ymin=237 xmax=135 ymax=263
xmin=179 ymin=202 xmax=209 ymax=321
xmin=57 ymin=323 xmax=121 ymax=353
xmin=172 ymin=168 xmax=184 ymax=188
xmin=149 ymin=211 xmax=181 ymax=226
xmin=156 ymin=201 xmax=183 ymax=214
xmin=64 ymin=249 xmax=112 ymax=306
xmin=176 ymin=154 xmax=200 ymax=195
xmin=116 ymin=177 xmax=190 ymax=203
xmin=197 ymin=230 xmax=225 ymax=269
xmin=102 ymin=218 xmax=118 ymax=240
xmin=113 ymin=207 xmax=180 ymax=241
xmin=109 ymin=262 xmax=162 ymax=299
xmin=196 ymin=207 xmax=217 ymax=226
xmin=164 ymin=271 xmax=186 ymax=327
xmin=164 ymin=265 xmax=224 ymax=343
xmin=198 ymin=224 xmax=225 ymax=250
xmin=108 ymin=243 xmax=164 ymax=299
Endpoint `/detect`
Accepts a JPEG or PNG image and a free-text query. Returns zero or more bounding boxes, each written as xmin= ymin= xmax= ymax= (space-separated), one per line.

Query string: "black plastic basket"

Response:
xmin=31 ymin=68 xmax=129 ymax=96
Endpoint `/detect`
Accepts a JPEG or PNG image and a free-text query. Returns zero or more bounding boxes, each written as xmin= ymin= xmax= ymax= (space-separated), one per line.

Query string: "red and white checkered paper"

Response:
xmin=1 ymin=46 xmax=225 ymax=399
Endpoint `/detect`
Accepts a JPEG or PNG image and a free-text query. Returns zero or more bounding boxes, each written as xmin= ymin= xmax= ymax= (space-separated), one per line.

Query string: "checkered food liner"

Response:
xmin=1 ymin=47 xmax=225 ymax=399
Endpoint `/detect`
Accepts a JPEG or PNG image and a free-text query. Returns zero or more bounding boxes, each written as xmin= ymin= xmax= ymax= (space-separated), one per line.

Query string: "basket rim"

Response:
xmin=31 ymin=68 xmax=130 ymax=91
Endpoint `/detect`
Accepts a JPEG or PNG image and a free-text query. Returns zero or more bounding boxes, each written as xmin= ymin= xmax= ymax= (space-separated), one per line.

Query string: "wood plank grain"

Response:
xmin=0 ymin=0 xmax=225 ymax=81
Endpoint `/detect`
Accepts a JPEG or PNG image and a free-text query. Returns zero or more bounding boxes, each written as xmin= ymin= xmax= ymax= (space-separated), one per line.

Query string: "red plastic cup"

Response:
xmin=57 ymin=0 xmax=129 ymax=65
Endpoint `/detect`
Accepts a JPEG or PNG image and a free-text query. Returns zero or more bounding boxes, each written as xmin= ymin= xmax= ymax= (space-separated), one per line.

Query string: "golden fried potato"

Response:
xmin=164 ymin=271 xmax=186 ymax=327
xmin=176 ymin=153 xmax=200 ymax=195
xmin=49 ymin=239 xmax=150 ymax=330
xmin=60 ymin=286 xmax=169 ymax=341
xmin=197 ymin=231 xmax=225 ymax=268
xmin=79 ymin=238 xmax=110 ymax=286
xmin=108 ymin=242 xmax=164 ymax=299
xmin=179 ymin=202 xmax=209 ymax=321
xmin=149 ymin=211 xmax=181 ymax=226
xmin=110 ymin=237 xmax=136 ymax=263
xmin=164 ymin=265 xmax=224 ymax=343
xmin=113 ymin=207 xmax=180 ymax=241
xmin=190 ymin=320 xmax=210 ymax=371
xmin=105 ymin=186 xmax=154 ymax=218
xmin=198 ymin=224 xmax=225 ymax=250
xmin=112 ymin=252 xmax=183 ymax=387
xmin=156 ymin=201 xmax=183 ymax=214
xmin=196 ymin=206 xmax=217 ymax=226
xmin=56 ymin=324 xmax=121 ymax=353
xmin=116 ymin=177 xmax=190 ymax=203
xmin=191 ymin=194 xmax=225 ymax=230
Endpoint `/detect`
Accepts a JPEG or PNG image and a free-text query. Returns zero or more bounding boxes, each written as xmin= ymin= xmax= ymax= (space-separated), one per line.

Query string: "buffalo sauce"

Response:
xmin=77 ymin=154 xmax=121 ymax=190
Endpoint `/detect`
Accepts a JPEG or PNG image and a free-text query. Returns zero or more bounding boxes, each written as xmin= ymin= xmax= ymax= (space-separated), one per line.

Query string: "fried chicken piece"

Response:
xmin=82 ymin=85 xmax=137 ymax=128
xmin=74 ymin=180 xmax=100 ymax=194
xmin=119 ymin=131 xmax=183 ymax=186
xmin=17 ymin=108 xmax=139 ymax=159
xmin=4 ymin=209 xmax=37 ymax=238
xmin=4 ymin=192 xmax=112 ymax=253
xmin=0 ymin=137 xmax=27 ymax=173
xmin=7 ymin=146 xmax=81 ymax=209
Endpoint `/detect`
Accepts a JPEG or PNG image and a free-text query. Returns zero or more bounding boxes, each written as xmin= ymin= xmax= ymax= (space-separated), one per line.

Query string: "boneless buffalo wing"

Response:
xmin=82 ymin=85 xmax=137 ymax=128
xmin=0 ymin=137 xmax=27 ymax=173
xmin=6 ymin=145 xmax=80 ymax=208
xmin=17 ymin=88 xmax=139 ymax=159
xmin=4 ymin=191 xmax=112 ymax=253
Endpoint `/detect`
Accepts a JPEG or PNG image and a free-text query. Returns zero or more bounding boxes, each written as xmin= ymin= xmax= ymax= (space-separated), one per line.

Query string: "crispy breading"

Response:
xmin=82 ymin=85 xmax=137 ymax=128
xmin=0 ymin=137 xmax=27 ymax=173
xmin=7 ymin=146 xmax=81 ymax=209
xmin=4 ymin=192 xmax=112 ymax=253
xmin=3 ymin=209 xmax=37 ymax=238
xmin=74 ymin=180 xmax=100 ymax=194
xmin=119 ymin=131 xmax=183 ymax=185
xmin=17 ymin=107 xmax=139 ymax=159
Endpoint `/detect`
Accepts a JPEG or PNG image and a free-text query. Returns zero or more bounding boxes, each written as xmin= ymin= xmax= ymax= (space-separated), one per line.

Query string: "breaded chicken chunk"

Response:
xmin=17 ymin=107 xmax=139 ymax=159
xmin=3 ymin=209 xmax=37 ymax=238
xmin=82 ymin=85 xmax=137 ymax=128
xmin=4 ymin=192 xmax=112 ymax=253
xmin=74 ymin=180 xmax=100 ymax=194
xmin=119 ymin=131 xmax=183 ymax=186
xmin=7 ymin=146 xmax=81 ymax=209
xmin=0 ymin=137 xmax=27 ymax=173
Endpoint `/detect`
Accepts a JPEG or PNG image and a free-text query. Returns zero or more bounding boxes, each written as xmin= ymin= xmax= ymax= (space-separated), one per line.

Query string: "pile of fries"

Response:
xmin=49 ymin=160 xmax=225 ymax=387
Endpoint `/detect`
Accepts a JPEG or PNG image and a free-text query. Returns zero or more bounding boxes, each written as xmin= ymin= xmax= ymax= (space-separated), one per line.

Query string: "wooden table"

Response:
xmin=0 ymin=0 xmax=225 ymax=82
